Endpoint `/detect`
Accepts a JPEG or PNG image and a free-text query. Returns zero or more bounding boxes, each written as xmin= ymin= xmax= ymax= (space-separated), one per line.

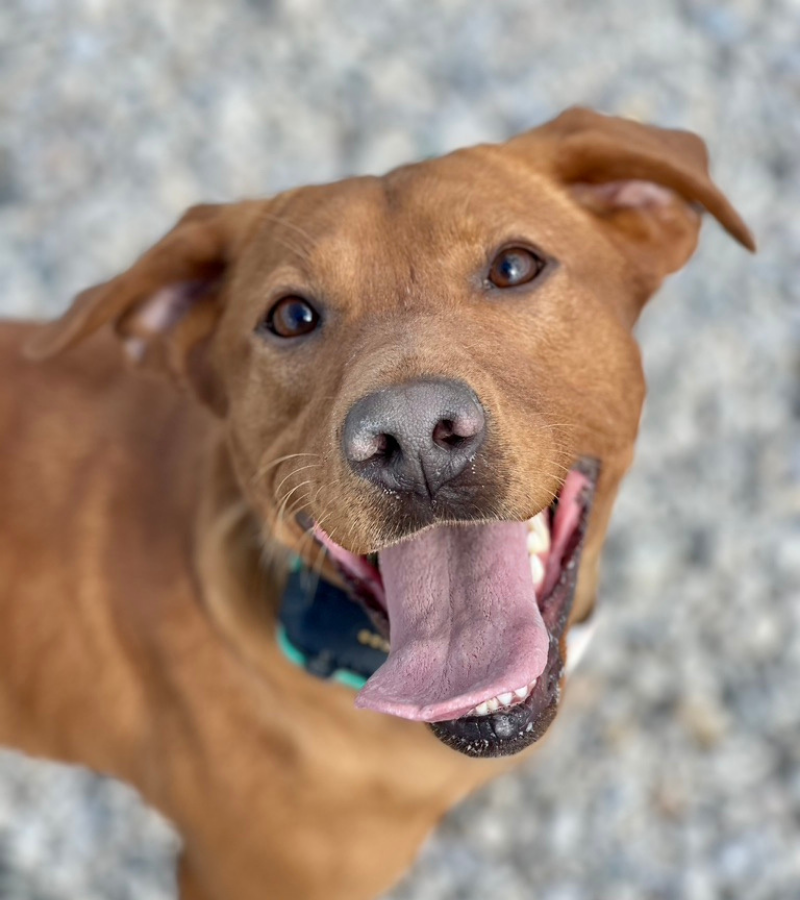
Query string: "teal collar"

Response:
xmin=277 ymin=559 xmax=388 ymax=690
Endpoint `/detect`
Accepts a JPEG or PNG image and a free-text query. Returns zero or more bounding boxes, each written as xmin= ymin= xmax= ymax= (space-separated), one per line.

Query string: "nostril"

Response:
xmin=432 ymin=408 xmax=485 ymax=451
xmin=346 ymin=428 xmax=403 ymax=466
xmin=433 ymin=419 xmax=465 ymax=449
xmin=373 ymin=432 xmax=401 ymax=464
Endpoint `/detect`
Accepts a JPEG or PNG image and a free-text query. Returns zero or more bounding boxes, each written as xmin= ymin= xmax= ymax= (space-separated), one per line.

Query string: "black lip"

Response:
xmin=429 ymin=630 xmax=562 ymax=757
xmin=427 ymin=456 xmax=599 ymax=758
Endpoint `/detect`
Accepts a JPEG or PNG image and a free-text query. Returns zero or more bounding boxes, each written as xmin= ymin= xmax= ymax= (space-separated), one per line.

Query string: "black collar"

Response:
xmin=277 ymin=559 xmax=388 ymax=690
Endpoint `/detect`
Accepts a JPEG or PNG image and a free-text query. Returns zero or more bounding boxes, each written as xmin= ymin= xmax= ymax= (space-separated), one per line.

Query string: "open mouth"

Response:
xmin=309 ymin=457 xmax=599 ymax=758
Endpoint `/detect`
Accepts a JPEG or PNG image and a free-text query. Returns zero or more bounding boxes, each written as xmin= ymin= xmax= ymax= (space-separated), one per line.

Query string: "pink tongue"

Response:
xmin=354 ymin=521 xmax=550 ymax=722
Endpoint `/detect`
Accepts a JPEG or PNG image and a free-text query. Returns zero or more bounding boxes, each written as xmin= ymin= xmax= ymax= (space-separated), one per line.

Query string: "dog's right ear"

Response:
xmin=25 ymin=201 xmax=265 ymax=414
xmin=505 ymin=108 xmax=755 ymax=305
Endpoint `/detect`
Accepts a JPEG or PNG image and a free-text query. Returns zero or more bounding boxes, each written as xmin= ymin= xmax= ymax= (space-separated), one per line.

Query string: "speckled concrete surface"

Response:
xmin=0 ymin=1 xmax=798 ymax=898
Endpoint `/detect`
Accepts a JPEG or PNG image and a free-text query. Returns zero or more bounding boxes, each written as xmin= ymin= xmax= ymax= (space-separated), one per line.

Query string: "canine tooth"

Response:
xmin=514 ymin=686 xmax=529 ymax=699
xmin=474 ymin=701 xmax=490 ymax=716
xmin=527 ymin=509 xmax=547 ymax=529
xmin=498 ymin=692 xmax=514 ymax=706
xmin=486 ymin=697 xmax=500 ymax=712
xmin=530 ymin=555 xmax=545 ymax=587
xmin=527 ymin=530 xmax=548 ymax=556
xmin=528 ymin=678 xmax=538 ymax=690
xmin=527 ymin=513 xmax=551 ymax=555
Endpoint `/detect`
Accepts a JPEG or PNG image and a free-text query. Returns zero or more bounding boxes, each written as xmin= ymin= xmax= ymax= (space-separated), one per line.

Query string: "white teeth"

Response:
xmin=527 ymin=510 xmax=550 ymax=589
xmin=527 ymin=509 xmax=549 ymax=532
xmin=526 ymin=512 xmax=551 ymax=555
xmin=526 ymin=530 xmax=547 ymax=556
xmin=530 ymin=554 xmax=545 ymax=587
xmin=470 ymin=683 xmax=537 ymax=716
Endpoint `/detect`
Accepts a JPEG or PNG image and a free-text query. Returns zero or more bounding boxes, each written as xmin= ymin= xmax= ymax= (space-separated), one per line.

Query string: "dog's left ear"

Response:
xmin=509 ymin=107 xmax=755 ymax=296
xmin=25 ymin=201 xmax=265 ymax=414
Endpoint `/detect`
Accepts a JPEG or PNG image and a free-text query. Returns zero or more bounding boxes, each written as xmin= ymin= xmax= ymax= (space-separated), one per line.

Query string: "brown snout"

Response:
xmin=342 ymin=378 xmax=486 ymax=498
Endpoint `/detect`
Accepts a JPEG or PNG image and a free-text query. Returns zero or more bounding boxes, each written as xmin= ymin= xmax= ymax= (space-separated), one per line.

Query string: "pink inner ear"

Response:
xmin=121 ymin=282 xmax=209 ymax=362
xmin=577 ymin=178 xmax=679 ymax=210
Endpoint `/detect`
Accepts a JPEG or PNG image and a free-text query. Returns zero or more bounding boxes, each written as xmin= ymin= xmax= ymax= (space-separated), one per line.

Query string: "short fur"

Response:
xmin=0 ymin=109 xmax=753 ymax=899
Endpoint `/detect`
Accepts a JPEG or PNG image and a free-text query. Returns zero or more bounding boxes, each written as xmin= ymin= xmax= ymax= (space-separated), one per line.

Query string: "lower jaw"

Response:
xmin=429 ymin=632 xmax=562 ymax=757
xmin=427 ymin=458 xmax=597 ymax=758
xmin=428 ymin=523 xmax=586 ymax=757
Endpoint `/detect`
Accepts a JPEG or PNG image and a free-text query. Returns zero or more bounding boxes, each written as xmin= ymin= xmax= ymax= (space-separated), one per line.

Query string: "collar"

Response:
xmin=277 ymin=559 xmax=388 ymax=689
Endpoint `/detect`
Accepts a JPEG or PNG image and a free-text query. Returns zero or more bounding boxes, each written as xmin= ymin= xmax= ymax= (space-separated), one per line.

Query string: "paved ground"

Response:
xmin=0 ymin=1 xmax=798 ymax=898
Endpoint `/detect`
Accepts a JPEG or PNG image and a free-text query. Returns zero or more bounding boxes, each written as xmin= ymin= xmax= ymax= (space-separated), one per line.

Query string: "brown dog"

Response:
xmin=0 ymin=108 xmax=752 ymax=900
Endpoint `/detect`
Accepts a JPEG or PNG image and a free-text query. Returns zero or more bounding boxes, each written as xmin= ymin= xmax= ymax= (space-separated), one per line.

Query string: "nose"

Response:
xmin=343 ymin=378 xmax=486 ymax=497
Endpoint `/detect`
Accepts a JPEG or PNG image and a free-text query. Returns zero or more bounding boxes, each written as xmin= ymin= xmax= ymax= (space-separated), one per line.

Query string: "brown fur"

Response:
xmin=1 ymin=109 xmax=752 ymax=899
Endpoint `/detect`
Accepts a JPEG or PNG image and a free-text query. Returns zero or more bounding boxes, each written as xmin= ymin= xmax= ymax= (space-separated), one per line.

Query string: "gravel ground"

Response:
xmin=1 ymin=1 xmax=798 ymax=898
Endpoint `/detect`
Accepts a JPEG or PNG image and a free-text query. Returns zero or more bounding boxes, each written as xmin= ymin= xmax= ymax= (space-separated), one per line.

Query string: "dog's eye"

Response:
xmin=262 ymin=297 xmax=320 ymax=338
xmin=488 ymin=247 xmax=545 ymax=288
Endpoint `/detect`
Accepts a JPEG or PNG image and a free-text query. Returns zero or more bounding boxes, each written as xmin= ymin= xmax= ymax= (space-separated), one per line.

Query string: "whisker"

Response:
xmin=273 ymin=463 xmax=322 ymax=500
xmin=273 ymin=480 xmax=313 ymax=539
xmin=254 ymin=452 xmax=320 ymax=483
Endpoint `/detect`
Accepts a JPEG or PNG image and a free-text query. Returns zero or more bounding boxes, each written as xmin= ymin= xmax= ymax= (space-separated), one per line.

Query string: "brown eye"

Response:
xmin=488 ymin=247 xmax=545 ymax=288
xmin=262 ymin=296 xmax=320 ymax=338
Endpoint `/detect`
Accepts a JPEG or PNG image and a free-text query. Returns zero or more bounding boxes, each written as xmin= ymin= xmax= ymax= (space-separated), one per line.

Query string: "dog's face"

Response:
xmin=28 ymin=109 xmax=752 ymax=757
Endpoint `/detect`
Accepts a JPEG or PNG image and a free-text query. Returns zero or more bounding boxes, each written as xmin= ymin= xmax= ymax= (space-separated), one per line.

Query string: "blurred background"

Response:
xmin=0 ymin=1 xmax=798 ymax=898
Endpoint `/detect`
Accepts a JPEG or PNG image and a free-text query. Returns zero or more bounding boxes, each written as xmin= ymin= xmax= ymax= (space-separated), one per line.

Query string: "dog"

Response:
xmin=0 ymin=108 xmax=753 ymax=900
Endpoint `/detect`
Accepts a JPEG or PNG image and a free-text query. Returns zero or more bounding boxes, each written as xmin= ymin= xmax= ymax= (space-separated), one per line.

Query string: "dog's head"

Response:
xmin=28 ymin=109 xmax=753 ymax=757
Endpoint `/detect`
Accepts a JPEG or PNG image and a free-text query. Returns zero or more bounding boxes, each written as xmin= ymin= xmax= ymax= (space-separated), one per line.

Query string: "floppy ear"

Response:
xmin=25 ymin=200 xmax=265 ymax=414
xmin=509 ymin=107 xmax=755 ymax=297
